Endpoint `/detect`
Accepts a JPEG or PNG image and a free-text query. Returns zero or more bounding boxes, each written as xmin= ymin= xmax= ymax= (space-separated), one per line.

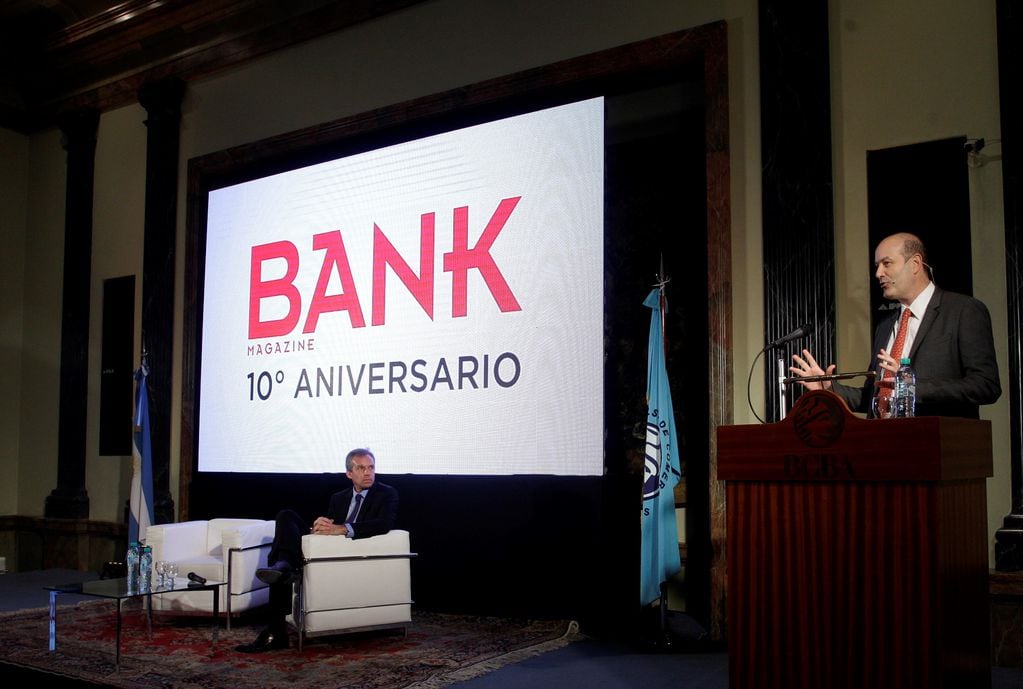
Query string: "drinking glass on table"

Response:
xmin=166 ymin=562 xmax=180 ymax=585
xmin=155 ymin=560 xmax=168 ymax=587
xmin=871 ymin=383 xmax=894 ymax=419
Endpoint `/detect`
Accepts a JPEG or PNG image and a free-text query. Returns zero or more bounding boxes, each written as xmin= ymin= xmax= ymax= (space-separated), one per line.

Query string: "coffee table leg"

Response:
xmin=212 ymin=587 xmax=219 ymax=643
xmin=116 ymin=599 xmax=122 ymax=671
xmin=48 ymin=590 xmax=58 ymax=651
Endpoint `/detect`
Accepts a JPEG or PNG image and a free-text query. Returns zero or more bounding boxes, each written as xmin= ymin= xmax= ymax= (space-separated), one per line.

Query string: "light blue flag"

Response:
xmin=130 ymin=364 xmax=155 ymax=544
xmin=640 ymin=288 xmax=682 ymax=605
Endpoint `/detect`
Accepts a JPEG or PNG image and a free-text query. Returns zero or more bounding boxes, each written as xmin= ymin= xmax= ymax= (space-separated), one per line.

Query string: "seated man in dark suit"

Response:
xmin=789 ymin=232 xmax=1001 ymax=418
xmin=236 ymin=447 xmax=399 ymax=652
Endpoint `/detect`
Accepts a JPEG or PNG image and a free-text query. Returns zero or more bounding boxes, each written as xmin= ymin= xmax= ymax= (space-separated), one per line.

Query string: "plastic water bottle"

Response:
xmin=126 ymin=541 xmax=140 ymax=591
xmin=139 ymin=545 xmax=153 ymax=593
xmin=894 ymin=357 xmax=917 ymax=417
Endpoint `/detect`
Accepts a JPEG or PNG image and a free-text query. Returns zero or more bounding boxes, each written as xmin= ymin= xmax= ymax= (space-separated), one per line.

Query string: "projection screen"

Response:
xmin=197 ymin=97 xmax=605 ymax=475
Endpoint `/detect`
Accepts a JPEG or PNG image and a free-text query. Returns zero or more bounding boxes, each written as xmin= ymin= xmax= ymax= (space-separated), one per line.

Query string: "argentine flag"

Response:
xmin=130 ymin=364 xmax=155 ymax=544
xmin=640 ymin=288 xmax=682 ymax=605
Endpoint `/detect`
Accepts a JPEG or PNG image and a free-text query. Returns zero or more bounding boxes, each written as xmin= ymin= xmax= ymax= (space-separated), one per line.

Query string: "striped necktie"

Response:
xmin=346 ymin=493 xmax=363 ymax=523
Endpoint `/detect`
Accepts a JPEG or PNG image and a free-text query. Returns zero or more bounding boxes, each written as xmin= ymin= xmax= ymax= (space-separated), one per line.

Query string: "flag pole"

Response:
xmin=656 ymin=254 xmax=669 ymax=341
xmin=130 ymin=344 xmax=155 ymax=545
xmin=658 ymin=260 xmax=675 ymax=646
xmin=640 ymin=257 xmax=710 ymax=651
xmin=654 ymin=259 xmax=672 ymax=648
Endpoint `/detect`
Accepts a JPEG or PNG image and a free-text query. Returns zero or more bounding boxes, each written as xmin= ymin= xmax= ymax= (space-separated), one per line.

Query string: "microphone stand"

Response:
xmin=777 ymin=357 xmax=788 ymax=422
xmin=746 ymin=323 xmax=810 ymax=424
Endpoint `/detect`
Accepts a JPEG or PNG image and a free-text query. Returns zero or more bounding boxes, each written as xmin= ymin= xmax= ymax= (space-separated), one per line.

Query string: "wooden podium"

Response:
xmin=718 ymin=390 xmax=992 ymax=689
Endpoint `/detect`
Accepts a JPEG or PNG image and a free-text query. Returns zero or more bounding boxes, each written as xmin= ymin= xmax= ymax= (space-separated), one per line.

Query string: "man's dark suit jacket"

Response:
xmin=326 ymin=481 xmax=399 ymax=539
xmin=833 ymin=287 xmax=1001 ymax=418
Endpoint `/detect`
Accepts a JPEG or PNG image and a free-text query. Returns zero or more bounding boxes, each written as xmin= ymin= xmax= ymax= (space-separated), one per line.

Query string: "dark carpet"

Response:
xmin=0 ymin=595 xmax=575 ymax=688
xmin=2 ymin=570 xmax=1022 ymax=689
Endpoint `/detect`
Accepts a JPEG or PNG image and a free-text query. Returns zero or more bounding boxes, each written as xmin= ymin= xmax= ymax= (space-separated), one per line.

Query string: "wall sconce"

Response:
xmin=965 ymin=137 xmax=1002 ymax=168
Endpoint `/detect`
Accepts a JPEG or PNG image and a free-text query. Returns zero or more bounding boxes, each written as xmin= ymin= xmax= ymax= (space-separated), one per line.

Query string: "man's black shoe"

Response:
xmin=255 ymin=560 xmax=294 ymax=585
xmin=235 ymin=627 xmax=289 ymax=653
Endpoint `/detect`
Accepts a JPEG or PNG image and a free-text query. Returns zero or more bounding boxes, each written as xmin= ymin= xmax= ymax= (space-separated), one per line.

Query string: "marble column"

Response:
xmin=995 ymin=0 xmax=1023 ymax=571
xmin=45 ymin=109 xmax=100 ymax=518
xmin=138 ymin=79 xmax=186 ymax=525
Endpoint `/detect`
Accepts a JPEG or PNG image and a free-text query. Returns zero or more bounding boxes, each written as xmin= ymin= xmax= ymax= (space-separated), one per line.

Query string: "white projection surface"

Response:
xmin=198 ymin=97 xmax=604 ymax=475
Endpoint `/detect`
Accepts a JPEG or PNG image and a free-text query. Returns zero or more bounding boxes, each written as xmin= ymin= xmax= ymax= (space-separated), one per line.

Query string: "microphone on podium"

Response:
xmin=783 ymin=370 xmax=876 ymax=386
xmin=766 ymin=323 xmax=811 ymax=349
xmin=747 ymin=323 xmax=813 ymax=424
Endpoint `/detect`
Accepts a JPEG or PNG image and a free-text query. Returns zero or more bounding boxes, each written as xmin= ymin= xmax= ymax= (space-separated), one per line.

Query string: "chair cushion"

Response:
xmin=297 ymin=604 xmax=411 ymax=635
xmin=207 ymin=518 xmax=270 ymax=557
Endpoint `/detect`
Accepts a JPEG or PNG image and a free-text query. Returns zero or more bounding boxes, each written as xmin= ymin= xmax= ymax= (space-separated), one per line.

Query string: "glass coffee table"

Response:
xmin=46 ymin=576 xmax=226 ymax=671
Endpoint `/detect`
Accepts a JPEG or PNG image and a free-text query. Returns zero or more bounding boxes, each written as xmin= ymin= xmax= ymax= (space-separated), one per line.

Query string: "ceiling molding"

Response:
xmin=0 ymin=0 xmax=430 ymax=133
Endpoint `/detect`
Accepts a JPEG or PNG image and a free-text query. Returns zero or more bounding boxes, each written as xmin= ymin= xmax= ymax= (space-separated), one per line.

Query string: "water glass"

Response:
xmin=155 ymin=560 xmax=168 ymax=587
xmin=166 ymin=562 xmax=180 ymax=585
xmin=871 ymin=387 xmax=894 ymax=419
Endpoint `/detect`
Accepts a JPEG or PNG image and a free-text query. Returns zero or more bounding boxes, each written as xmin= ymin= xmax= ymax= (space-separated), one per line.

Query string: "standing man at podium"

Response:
xmin=789 ymin=232 xmax=1001 ymax=418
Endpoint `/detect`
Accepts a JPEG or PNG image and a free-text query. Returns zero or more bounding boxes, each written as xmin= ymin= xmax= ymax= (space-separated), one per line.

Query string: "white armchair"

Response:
xmin=144 ymin=518 xmax=276 ymax=627
xmin=287 ymin=529 xmax=415 ymax=650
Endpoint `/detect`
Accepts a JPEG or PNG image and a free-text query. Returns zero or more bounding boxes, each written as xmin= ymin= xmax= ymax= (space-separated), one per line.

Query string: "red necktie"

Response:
xmin=881 ymin=308 xmax=913 ymax=389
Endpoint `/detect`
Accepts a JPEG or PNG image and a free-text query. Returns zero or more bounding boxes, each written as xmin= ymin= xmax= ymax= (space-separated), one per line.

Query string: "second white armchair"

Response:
xmin=145 ymin=517 xmax=276 ymax=627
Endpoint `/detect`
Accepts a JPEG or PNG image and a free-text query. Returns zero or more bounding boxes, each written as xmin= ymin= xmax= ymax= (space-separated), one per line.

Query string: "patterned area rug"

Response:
xmin=0 ymin=600 xmax=580 ymax=688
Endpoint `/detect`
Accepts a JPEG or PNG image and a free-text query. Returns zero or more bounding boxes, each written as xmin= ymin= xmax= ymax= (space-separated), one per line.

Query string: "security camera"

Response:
xmin=964 ymin=138 xmax=985 ymax=154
